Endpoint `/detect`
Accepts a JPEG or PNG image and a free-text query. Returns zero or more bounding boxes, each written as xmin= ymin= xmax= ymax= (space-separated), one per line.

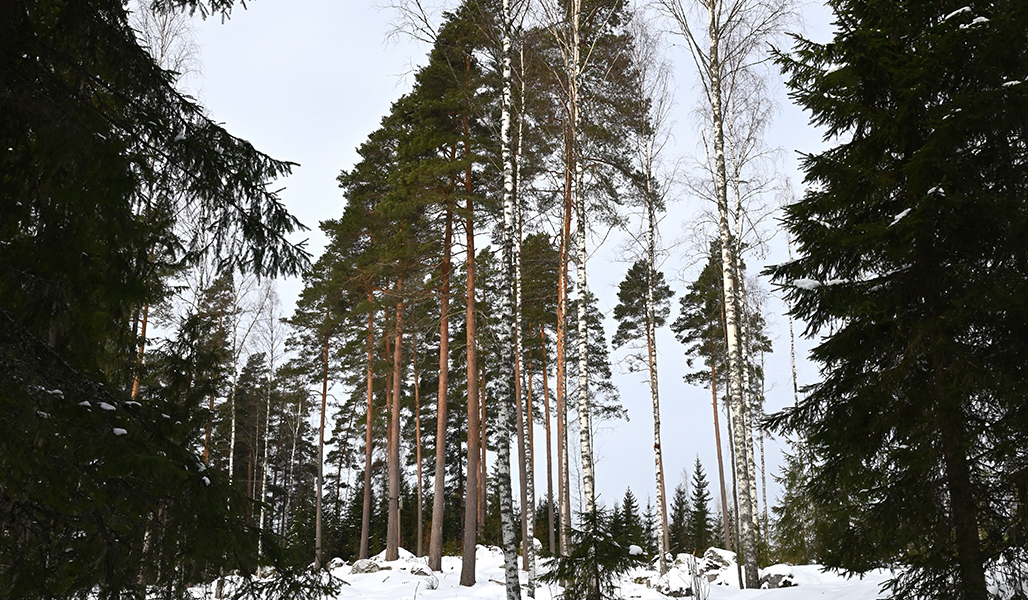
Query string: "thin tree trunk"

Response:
xmin=414 ymin=338 xmax=424 ymax=557
xmin=460 ymin=193 xmax=481 ymax=586
xmin=386 ymin=280 xmax=405 ymax=561
xmin=258 ymin=356 xmax=273 ymax=556
xmin=429 ymin=207 xmax=452 ymax=572
xmin=645 ymin=156 xmax=670 ymax=573
xmin=283 ymin=392 xmax=304 ymax=537
xmin=556 ymin=125 xmax=572 ymax=555
xmin=569 ymin=0 xmax=596 ymax=526
xmin=516 ymin=332 xmax=529 ymax=561
xmin=315 ymin=327 xmax=330 ymax=570
xmin=541 ymin=323 xmax=556 ymax=555
xmin=712 ymin=362 xmax=732 ymax=551
xmin=131 ymin=301 xmax=149 ymax=400
xmin=479 ymin=362 xmax=487 ymax=535
xmin=360 ymin=305 xmax=376 ymax=560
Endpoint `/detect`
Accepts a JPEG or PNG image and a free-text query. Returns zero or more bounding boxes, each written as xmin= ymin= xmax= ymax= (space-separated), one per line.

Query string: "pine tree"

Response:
xmin=767 ymin=1 xmax=1028 ymax=599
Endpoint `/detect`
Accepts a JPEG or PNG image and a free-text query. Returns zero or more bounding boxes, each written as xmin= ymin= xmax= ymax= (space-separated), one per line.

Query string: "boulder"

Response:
xmin=410 ymin=564 xmax=433 ymax=577
xmin=759 ymin=572 xmax=796 ymax=589
xmin=655 ymin=570 xmax=693 ymax=597
xmin=326 ymin=557 xmax=347 ymax=570
xmin=350 ymin=559 xmax=380 ymax=574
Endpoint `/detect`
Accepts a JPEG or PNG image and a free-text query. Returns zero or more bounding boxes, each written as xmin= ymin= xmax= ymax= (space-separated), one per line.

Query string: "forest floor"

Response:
xmin=192 ymin=546 xmax=894 ymax=600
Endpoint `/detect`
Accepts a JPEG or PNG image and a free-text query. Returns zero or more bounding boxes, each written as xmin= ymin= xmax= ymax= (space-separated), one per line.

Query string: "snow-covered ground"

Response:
xmin=193 ymin=546 xmax=893 ymax=600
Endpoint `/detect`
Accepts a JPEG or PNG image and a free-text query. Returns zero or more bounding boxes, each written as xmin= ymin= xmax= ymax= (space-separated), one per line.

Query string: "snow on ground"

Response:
xmin=193 ymin=546 xmax=892 ymax=600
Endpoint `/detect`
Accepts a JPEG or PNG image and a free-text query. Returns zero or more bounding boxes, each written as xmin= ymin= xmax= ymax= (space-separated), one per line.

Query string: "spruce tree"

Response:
xmin=767 ymin=1 xmax=1028 ymax=599
xmin=668 ymin=479 xmax=691 ymax=557
xmin=687 ymin=457 xmax=714 ymax=556
xmin=617 ymin=487 xmax=645 ymax=549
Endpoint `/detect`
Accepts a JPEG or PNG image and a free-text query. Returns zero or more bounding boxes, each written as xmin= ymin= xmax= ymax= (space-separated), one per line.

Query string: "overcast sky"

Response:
xmin=179 ymin=0 xmax=834 ymax=517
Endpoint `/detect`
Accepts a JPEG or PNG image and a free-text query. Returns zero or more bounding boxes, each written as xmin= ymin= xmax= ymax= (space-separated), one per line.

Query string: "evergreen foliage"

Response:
xmin=611 ymin=260 xmax=675 ymax=353
xmin=769 ymin=442 xmax=823 ymax=565
xmin=539 ymin=508 xmax=647 ymax=600
xmin=687 ymin=457 xmax=714 ymax=556
xmin=671 ymin=241 xmax=771 ymax=390
xmin=767 ymin=1 xmax=1028 ymax=598
xmin=614 ymin=488 xmax=646 ymax=550
xmin=0 ymin=0 xmax=324 ymax=595
xmin=567 ymin=290 xmax=623 ymax=421
xmin=642 ymin=498 xmax=659 ymax=556
xmin=668 ymin=479 xmax=691 ymax=557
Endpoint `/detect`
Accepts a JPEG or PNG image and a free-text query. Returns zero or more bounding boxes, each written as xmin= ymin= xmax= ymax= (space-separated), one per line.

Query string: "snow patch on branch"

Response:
xmin=960 ymin=16 xmax=989 ymax=29
xmin=942 ymin=7 xmax=971 ymax=22
xmin=793 ymin=278 xmax=821 ymax=290
xmin=890 ymin=208 xmax=912 ymax=226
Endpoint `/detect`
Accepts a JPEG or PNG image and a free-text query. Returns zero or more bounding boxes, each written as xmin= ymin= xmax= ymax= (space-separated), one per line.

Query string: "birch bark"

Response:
xmin=495 ymin=1 xmax=523 ymax=593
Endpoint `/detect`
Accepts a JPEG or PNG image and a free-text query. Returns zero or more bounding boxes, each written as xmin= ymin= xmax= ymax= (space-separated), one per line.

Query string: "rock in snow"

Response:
xmin=350 ymin=559 xmax=380 ymax=574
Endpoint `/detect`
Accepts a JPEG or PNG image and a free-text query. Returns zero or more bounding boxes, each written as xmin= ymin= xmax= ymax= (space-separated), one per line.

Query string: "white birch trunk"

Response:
xmin=315 ymin=327 xmax=329 ymax=570
xmin=257 ymin=289 xmax=279 ymax=557
xmin=497 ymin=1 xmax=522 ymax=595
xmin=568 ymin=0 xmax=597 ymax=525
xmin=732 ymin=175 xmax=760 ymax=539
xmin=515 ymin=83 xmax=538 ymax=595
xmin=282 ymin=392 xmax=302 ymax=536
xmin=646 ymin=176 xmax=670 ymax=574
xmin=787 ymin=238 xmax=800 ymax=408
xmin=708 ymin=0 xmax=759 ymax=582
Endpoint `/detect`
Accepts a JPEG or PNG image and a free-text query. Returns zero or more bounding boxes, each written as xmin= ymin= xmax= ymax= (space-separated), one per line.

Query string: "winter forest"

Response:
xmin=2 ymin=0 xmax=1027 ymax=599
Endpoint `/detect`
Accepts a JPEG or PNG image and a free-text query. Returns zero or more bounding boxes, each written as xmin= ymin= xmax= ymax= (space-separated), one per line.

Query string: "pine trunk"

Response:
xmin=429 ymin=207 xmax=452 ymax=571
xmin=414 ymin=339 xmax=424 ymax=557
xmin=541 ymin=324 xmax=556 ymax=554
xmin=460 ymin=197 xmax=480 ymax=586
xmin=360 ymin=306 xmax=376 ymax=560
xmin=130 ymin=301 xmax=148 ymax=400
xmin=386 ymin=281 xmax=404 ymax=562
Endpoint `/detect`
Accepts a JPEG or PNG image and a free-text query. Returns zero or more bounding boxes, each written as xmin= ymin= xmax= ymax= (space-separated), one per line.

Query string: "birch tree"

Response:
xmin=255 ymin=283 xmax=283 ymax=557
xmin=660 ymin=0 xmax=790 ymax=584
xmin=494 ymin=1 xmax=525 ymax=595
